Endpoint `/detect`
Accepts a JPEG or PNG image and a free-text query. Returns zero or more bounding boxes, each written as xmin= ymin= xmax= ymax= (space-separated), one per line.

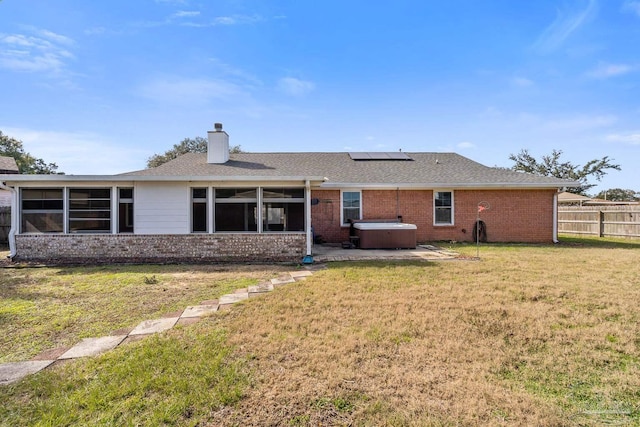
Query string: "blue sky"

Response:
xmin=1 ymin=0 xmax=639 ymax=194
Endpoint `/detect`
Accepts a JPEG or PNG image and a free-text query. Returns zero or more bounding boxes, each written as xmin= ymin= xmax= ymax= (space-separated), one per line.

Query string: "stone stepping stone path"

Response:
xmin=181 ymin=304 xmax=219 ymax=318
xmin=129 ymin=317 xmax=180 ymax=336
xmin=0 ymin=361 xmax=55 ymax=386
xmin=0 ymin=268 xmax=318 ymax=386
xmin=58 ymin=336 xmax=127 ymax=360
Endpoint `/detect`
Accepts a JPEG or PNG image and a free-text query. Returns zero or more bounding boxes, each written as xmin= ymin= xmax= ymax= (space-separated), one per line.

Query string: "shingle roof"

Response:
xmin=121 ymin=152 xmax=575 ymax=189
xmin=0 ymin=156 xmax=19 ymax=174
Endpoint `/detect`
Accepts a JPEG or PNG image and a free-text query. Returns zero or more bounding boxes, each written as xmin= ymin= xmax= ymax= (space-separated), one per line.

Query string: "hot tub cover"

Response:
xmin=353 ymin=222 xmax=417 ymax=230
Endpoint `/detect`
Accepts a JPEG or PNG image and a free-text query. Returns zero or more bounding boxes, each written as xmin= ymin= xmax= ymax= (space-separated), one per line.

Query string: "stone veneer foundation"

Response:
xmin=14 ymin=234 xmax=307 ymax=264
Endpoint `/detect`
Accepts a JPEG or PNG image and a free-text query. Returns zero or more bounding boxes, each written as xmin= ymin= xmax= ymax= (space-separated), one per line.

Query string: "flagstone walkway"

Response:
xmin=0 ymin=268 xmax=319 ymax=386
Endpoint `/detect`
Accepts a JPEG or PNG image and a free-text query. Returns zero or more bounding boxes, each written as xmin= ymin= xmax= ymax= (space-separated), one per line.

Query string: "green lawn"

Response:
xmin=0 ymin=263 xmax=291 ymax=363
xmin=1 ymin=237 xmax=639 ymax=426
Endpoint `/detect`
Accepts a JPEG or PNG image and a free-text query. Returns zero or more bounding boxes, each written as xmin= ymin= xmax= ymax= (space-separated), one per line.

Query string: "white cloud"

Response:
xmin=137 ymin=76 xmax=248 ymax=105
xmin=135 ymin=12 xmax=262 ymax=28
xmin=84 ymin=26 xmax=106 ymax=36
xmin=37 ymin=29 xmax=74 ymax=45
xmin=173 ymin=10 xmax=200 ymax=18
xmin=543 ymin=114 xmax=617 ymax=131
xmin=533 ymin=0 xmax=597 ymax=53
xmin=1 ymin=127 xmax=148 ymax=175
xmin=0 ymin=29 xmax=75 ymax=74
xmin=457 ymin=141 xmax=476 ymax=149
xmin=605 ymin=132 xmax=640 ymax=145
xmin=587 ymin=62 xmax=634 ymax=78
xmin=208 ymin=57 xmax=262 ymax=86
xmin=277 ymin=77 xmax=315 ymax=96
xmin=622 ymin=1 xmax=640 ymax=16
xmin=511 ymin=77 xmax=534 ymax=87
xmin=212 ymin=15 xmax=263 ymax=26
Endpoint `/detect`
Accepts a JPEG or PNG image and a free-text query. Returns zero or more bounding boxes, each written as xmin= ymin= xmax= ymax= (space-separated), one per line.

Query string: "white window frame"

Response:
xmin=191 ymin=187 xmax=208 ymax=233
xmin=117 ymin=187 xmax=134 ymax=234
xmin=261 ymin=187 xmax=306 ymax=232
xmin=19 ymin=187 xmax=65 ymax=234
xmin=213 ymin=187 xmax=259 ymax=232
xmin=341 ymin=190 xmax=362 ymax=226
xmin=68 ymin=187 xmax=112 ymax=234
xmin=433 ymin=190 xmax=454 ymax=226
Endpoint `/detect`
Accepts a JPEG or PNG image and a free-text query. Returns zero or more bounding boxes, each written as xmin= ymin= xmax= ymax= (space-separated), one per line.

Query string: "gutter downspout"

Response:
xmin=0 ymin=182 xmax=17 ymax=258
xmin=305 ymin=180 xmax=312 ymax=256
xmin=553 ymin=192 xmax=559 ymax=243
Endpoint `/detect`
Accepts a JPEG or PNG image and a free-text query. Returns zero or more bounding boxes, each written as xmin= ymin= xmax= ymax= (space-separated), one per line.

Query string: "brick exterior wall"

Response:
xmin=13 ymin=188 xmax=557 ymax=263
xmin=15 ymin=233 xmax=306 ymax=264
xmin=311 ymin=188 xmax=557 ymax=244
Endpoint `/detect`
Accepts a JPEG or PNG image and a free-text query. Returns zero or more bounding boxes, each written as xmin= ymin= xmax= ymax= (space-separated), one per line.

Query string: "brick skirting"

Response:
xmin=14 ymin=233 xmax=307 ymax=264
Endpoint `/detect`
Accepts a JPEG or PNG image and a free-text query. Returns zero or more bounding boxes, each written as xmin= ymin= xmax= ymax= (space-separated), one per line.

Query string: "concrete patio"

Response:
xmin=311 ymin=244 xmax=458 ymax=262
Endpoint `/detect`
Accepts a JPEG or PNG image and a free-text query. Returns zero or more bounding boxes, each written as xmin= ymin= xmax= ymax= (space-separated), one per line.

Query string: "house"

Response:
xmin=0 ymin=155 xmax=19 ymax=207
xmin=0 ymin=124 xmax=576 ymax=263
xmin=557 ymin=191 xmax=592 ymax=206
xmin=558 ymin=191 xmax=639 ymax=206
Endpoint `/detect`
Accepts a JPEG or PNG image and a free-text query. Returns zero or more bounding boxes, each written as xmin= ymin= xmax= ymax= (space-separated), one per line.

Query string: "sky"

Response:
xmin=0 ymin=0 xmax=639 ymax=194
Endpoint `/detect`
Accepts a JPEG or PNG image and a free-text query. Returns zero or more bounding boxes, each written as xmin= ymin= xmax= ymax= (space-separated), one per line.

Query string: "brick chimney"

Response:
xmin=207 ymin=122 xmax=229 ymax=164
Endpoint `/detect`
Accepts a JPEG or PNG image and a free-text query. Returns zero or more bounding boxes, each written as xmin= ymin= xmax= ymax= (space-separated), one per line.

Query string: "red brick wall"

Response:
xmin=310 ymin=190 xmax=343 ymax=242
xmin=311 ymin=188 xmax=557 ymax=244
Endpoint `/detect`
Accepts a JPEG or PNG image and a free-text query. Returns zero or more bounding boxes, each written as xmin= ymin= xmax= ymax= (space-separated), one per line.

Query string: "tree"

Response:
xmin=509 ymin=149 xmax=620 ymax=195
xmin=146 ymin=137 xmax=243 ymax=168
xmin=0 ymin=130 xmax=60 ymax=174
xmin=593 ymin=188 xmax=640 ymax=201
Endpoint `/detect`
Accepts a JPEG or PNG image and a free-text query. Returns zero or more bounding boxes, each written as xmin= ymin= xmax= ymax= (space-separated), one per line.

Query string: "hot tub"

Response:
xmin=353 ymin=222 xmax=417 ymax=249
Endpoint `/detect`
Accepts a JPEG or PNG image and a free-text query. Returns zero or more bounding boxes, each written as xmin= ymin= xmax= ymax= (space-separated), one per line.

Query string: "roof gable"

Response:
xmin=0 ymin=156 xmax=19 ymax=174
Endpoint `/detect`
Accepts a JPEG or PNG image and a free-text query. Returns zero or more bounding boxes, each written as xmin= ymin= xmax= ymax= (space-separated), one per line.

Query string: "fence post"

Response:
xmin=599 ymin=210 xmax=604 ymax=237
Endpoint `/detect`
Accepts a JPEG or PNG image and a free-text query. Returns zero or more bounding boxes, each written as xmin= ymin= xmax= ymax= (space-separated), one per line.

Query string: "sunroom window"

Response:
xmin=262 ymin=187 xmax=305 ymax=232
xmin=191 ymin=188 xmax=208 ymax=233
xmin=118 ymin=188 xmax=134 ymax=233
xmin=68 ymin=188 xmax=111 ymax=233
xmin=21 ymin=188 xmax=64 ymax=233
xmin=214 ymin=188 xmax=257 ymax=232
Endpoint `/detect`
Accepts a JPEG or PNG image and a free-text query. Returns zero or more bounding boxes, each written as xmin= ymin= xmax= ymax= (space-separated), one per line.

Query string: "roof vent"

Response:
xmin=214 ymin=123 xmax=223 ymax=132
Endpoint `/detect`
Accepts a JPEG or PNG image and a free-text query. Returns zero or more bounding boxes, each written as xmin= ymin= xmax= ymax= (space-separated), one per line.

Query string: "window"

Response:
xmin=191 ymin=188 xmax=208 ymax=233
xmin=68 ymin=188 xmax=111 ymax=233
xmin=214 ymin=188 xmax=257 ymax=232
xmin=118 ymin=188 xmax=134 ymax=233
xmin=434 ymin=191 xmax=453 ymax=225
xmin=341 ymin=191 xmax=361 ymax=225
xmin=21 ymin=188 xmax=64 ymax=233
xmin=262 ymin=188 xmax=305 ymax=232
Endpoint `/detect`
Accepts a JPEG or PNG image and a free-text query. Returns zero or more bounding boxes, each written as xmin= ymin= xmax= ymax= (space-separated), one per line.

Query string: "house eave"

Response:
xmin=318 ymin=182 xmax=577 ymax=190
xmin=1 ymin=175 xmax=328 ymax=185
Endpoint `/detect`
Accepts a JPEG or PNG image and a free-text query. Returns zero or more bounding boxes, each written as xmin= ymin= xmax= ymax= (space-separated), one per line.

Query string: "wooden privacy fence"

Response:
xmin=558 ymin=206 xmax=640 ymax=238
xmin=0 ymin=206 xmax=10 ymax=244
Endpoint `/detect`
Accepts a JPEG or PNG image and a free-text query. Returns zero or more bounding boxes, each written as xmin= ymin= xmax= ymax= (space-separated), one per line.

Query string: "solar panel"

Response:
xmin=348 ymin=152 xmax=371 ymax=160
xmin=386 ymin=152 xmax=412 ymax=160
xmin=348 ymin=152 xmax=412 ymax=161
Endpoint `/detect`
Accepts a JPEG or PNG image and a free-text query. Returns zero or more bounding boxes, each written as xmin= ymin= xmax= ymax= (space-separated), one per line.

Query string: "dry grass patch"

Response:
xmin=0 ymin=263 xmax=291 ymax=363
xmin=210 ymin=241 xmax=640 ymax=426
